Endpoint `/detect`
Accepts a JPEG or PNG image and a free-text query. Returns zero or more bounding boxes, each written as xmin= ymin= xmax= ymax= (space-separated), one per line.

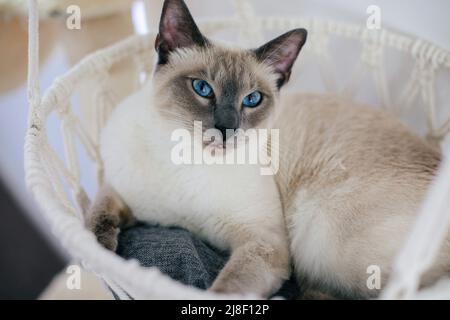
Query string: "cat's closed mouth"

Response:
xmin=202 ymin=140 xmax=225 ymax=149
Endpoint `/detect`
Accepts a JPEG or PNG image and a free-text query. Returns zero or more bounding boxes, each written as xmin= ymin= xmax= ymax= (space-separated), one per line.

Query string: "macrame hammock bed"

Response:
xmin=24 ymin=0 xmax=450 ymax=299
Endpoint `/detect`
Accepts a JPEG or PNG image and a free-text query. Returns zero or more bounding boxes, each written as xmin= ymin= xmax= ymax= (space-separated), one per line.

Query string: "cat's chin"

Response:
xmin=203 ymin=139 xmax=246 ymax=151
xmin=202 ymin=140 xmax=225 ymax=149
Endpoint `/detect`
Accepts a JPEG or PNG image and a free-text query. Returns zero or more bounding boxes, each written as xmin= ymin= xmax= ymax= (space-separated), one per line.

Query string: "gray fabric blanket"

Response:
xmin=116 ymin=223 xmax=300 ymax=299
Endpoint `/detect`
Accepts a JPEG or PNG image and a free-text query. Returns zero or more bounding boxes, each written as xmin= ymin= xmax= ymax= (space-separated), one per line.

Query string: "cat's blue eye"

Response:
xmin=242 ymin=91 xmax=263 ymax=108
xmin=192 ymin=79 xmax=214 ymax=98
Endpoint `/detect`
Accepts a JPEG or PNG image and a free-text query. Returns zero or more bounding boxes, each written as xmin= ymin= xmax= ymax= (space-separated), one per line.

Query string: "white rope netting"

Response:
xmin=25 ymin=0 xmax=450 ymax=299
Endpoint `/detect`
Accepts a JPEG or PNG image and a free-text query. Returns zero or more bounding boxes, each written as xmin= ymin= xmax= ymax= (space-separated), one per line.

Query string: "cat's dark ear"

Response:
xmin=253 ymin=28 xmax=307 ymax=89
xmin=155 ymin=0 xmax=208 ymax=65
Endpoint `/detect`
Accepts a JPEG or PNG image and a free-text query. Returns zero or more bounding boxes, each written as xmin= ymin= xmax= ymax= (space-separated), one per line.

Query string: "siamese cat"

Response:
xmin=87 ymin=0 xmax=448 ymax=299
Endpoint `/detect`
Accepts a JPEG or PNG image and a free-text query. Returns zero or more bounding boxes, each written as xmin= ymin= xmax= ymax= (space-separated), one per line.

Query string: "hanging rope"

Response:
xmin=27 ymin=0 xmax=40 ymax=113
xmin=382 ymin=156 xmax=450 ymax=299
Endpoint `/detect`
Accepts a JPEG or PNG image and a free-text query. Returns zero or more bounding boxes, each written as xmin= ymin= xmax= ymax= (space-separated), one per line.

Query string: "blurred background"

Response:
xmin=0 ymin=0 xmax=449 ymax=299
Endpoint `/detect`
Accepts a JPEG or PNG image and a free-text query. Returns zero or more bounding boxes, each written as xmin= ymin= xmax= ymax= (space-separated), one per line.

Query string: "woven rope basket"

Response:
xmin=25 ymin=0 xmax=450 ymax=299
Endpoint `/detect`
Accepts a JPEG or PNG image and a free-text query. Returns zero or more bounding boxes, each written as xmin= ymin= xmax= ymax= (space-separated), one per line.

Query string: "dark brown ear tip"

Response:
xmin=162 ymin=0 xmax=186 ymax=15
xmin=291 ymin=28 xmax=308 ymax=42
xmin=156 ymin=0 xmax=207 ymax=65
xmin=164 ymin=0 xmax=186 ymax=6
xmin=160 ymin=0 xmax=188 ymax=20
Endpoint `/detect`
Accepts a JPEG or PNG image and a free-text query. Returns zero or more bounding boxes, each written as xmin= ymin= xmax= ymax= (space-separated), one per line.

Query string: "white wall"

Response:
xmin=167 ymin=0 xmax=450 ymax=50
xmin=256 ymin=0 xmax=450 ymax=51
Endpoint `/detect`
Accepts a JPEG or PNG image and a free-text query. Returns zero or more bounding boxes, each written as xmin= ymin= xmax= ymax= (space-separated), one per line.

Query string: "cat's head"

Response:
xmin=152 ymin=0 xmax=307 ymax=148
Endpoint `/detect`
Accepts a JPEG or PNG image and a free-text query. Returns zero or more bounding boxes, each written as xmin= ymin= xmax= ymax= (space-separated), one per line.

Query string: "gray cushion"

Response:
xmin=116 ymin=223 xmax=300 ymax=299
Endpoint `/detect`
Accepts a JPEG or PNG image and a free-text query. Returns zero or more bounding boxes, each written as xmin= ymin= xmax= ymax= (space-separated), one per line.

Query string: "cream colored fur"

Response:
xmin=93 ymin=76 xmax=447 ymax=299
xmin=87 ymin=1 xmax=448 ymax=299
xmin=275 ymin=93 xmax=446 ymax=298
xmin=96 ymin=79 xmax=290 ymax=296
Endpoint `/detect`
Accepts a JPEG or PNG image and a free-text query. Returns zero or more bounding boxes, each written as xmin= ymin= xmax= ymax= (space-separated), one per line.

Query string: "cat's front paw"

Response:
xmin=209 ymin=278 xmax=246 ymax=295
xmin=87 ymin=213 xmax=120 ymax=251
